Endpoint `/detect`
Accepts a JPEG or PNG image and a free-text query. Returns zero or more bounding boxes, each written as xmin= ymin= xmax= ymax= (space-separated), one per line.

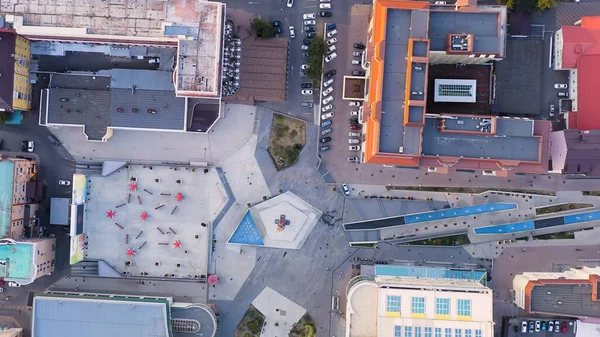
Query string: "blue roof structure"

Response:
xmin=228 ymin=211 xmax=264 ymax=246
xmin=375 ymin=265 xmax=487 ymax=285
xmin=564 ymin=210 xmax=600 ymax=225
xmin=474 ymin=220 xmax=535 ymax=234
xmin=404 ymin=203 xmax=517 ymax=224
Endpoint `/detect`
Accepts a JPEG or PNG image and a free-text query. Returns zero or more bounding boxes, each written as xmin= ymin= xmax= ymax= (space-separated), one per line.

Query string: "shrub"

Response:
xmin=247 ymin=318 xmax=263 ymax=334
xmin=289 ymin=129 xmax=298 ymax=139
xmin=251 ymin=17 xmax=275 ymax=38
xmin=263 ymin=196 xmax=268 ymax=201
xmin=275 ymin=114 xmax=285 ymax=124
xmin=307 ymin=37 xmax=326 ymax=81
xmin=247 ymin=202 xmax=251 ymax=207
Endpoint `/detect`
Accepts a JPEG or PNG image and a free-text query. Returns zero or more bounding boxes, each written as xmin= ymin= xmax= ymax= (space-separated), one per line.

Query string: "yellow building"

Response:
xmin=0 ymin=29 xmax=31 ymax=112
xmin=345 ymin=266 xmax=494 ymax=337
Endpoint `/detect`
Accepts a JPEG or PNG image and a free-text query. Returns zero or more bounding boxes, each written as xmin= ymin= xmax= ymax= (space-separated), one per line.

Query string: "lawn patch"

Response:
xmin=268 ymin=114 xmax=306 ymax=170
xmin=235 ymin=305 xmax=265 ymax=337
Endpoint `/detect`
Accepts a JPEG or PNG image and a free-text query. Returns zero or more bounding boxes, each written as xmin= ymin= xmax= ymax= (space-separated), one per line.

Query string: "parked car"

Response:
xmin=21 ymin=140 xmax=27 ymax=152
xmin=548 ymin=321 xmax=554 ymax=332
xmin=554 ymin=320 xmax=560 ymax=329
xmin=528 ymin=321 xmax=534 ymax=333
xmin=302 ymin=52 xmax=309 ymax=58
xmin=554 ymin=83 xmax=567 ymax=89
xmin=322 ymin=104 xmax=333 ymax=112
xmin=327 ymin=23 xmax=337 ymax=30
xmin=319 ymin=145 xmax=331 ymax=152
xmin=321 ymin=112 xmax=335 ymax=120
xmin=558 ymin=91 xmax=568 ymax=97
xmin=319 ymin=3 xmax=331 ymax=9
xmin=550 ymin=104 xmax=555 ymax=117
xmin=60 ymin=98 xmax=69 ymax=102
xmin=321 ymin=120 xmax=332 ymax=128
xmin=27 ymin=140 xmax=34 ymax=153
xmin=301 ymin=89 xmax=313 ymax=95
xmin=320 ymin=11 xmax=332 ymax=17
xmin=320 ymin=0 xmax=331 ymax=2
xmin=327 ymin=45 xmax=337 ymax=54
xmin=342 ymin=183 xmax=350 ymax=196
xmin=521 ymin=321 xmax=528 ymax=333
xmin=325 ymin=52 xmax=338 ymax=63
xmin=303 ymin=13 xmax=316 ymax=20
xmin=352 ymin=70 xmax=365 ymax=76
xmin=301 ymin=101 xmax=313 ymax=108
xmin=303 ymin=38 xmax=312 ymax=45
xmin=349 ymin=101 xmax=362 ymax=107
xmin=327 ymin=37 xmax=337 ymax=45
xmin=349 ymin=118 xmax=359 ymax=124
xmin=0 ymin=138 xmax=3 ymax=151
xmin=350 ymin=110 xmax=358 ymax=116
xmin=289 ymin=26 xmax=296 ymax=38
xmin=301 ymin=82 xmax=312 ymax=89
xmin=325 ymin=69 xmax=337 ymax=79
xmin=301 ymin=44 xmax=309 ymax=50
xmin=274 ymin=26 xmax=283 ymax=34
xmin=320 ymin=137 xmax=331 ymax=144
xmin=541 ymin=321 xmax=547 ymax=331
xmin=322 ymin=96 xmax=334 ymax=105
xmin=323 ymin=78 xmax=334 ymax=87
xmin=326 ymin=29 xmax=337 ymax=38
xmin=304 ymin=20 xmax=316 ymax=26
xmin=352 ymin=59 xmax=360 ymax=65
xmin=348 ymin=138 xmax=360 ymax=144
xmin=304 ymin=26 xmax=316 ymax=32
xmin=271 ymin=20 xmax=281 ymax=27
xmin=7 ymin=282 xmax=20 ymax=287
xmin=353 ymin=51 xmax=362 ymax=57
xmin=305 ymin=32 xmax=316 ymax=38
xmin=350 ymin=124 xmax=362 ymax=130
xmin=287 ymin=0 xmax=294 ymax=7
xmin=347 ymin=156 xmax=359 ymax=162
xmin=353 ymin=42 xmax=366 ymax=49
xmin=301 ymin=64 xmax=309 ymax=70
xmin=349 ymin=132 xmax=361 ymax=137
xmin=48 ymin=134 xmax=61 ymax=145
xmin=300 ymin=71 xmax=307 ymax=77
xmin=561 ymin=321 xmax=568 ymax=333
xmin=535 ymin=321 xmax=541 ymax=332
xmin=59 ymin=180 xmax=71 ymax=186
xmin=322 ymin=87 xmax=334 ymax=97
xmin=321 ymin=128 xmax=332 ymax=135
xmin=349 ymin=145 xmax=361 ymax=151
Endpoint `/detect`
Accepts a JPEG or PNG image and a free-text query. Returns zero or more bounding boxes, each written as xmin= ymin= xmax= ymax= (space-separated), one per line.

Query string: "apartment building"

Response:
xmin=0 ymin=24 xmax=32 ymax=112
xmin=0 ymin=158 xmax=39 ymax=240
xmin=0 ymin=237 xmax=56 ymax=286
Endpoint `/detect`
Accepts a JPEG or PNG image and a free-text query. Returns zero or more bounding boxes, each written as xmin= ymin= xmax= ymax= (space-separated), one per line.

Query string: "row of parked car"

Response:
xmin=319 ymin=23 xmax=339 ymax=152
xmin=521 ymin=320 xmax=571 ymax=334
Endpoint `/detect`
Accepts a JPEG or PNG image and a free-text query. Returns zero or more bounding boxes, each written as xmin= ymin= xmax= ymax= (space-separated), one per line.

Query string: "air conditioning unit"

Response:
xmin=399 ymin=146 xmax=404 ymax=153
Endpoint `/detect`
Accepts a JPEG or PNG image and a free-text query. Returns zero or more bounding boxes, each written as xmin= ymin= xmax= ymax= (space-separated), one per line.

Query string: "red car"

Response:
xmin=350 ymin=124 xmax=362 ymax=130
xmin=561 ymin=321 xmax=567 ymax=333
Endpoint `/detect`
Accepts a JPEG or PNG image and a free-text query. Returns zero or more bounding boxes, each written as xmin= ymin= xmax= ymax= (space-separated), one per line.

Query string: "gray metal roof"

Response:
xmin=429 ymin=12 xmax=501 ymax=53
xmin=421 ymin=117 xmax=541 ymax=161
xmin=110 ymin=89 xmax=185 ymax=131
xmin=530 ymin=283 xmax=600 ymax=318
xmin=49 ymin=73 xmax=111 ymax=90
xmin=49 ymin=198 xmax=69 ymax=225
xmin=108 ymin=69 xmax=175 ymax=91
xmin=32 ymin=296 xmax=170 ymax=337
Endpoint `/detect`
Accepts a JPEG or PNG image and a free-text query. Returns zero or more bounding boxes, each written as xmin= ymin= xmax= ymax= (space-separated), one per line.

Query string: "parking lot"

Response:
xmin=504 ymin=317 xmax=576 ymax=337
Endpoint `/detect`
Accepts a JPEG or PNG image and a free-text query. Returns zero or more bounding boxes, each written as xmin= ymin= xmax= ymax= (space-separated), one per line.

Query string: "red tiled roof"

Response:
xmin=575 ymin=55 xmax=600 ymax=130
xmin=560 ymin=26 xmax=600 ymax=68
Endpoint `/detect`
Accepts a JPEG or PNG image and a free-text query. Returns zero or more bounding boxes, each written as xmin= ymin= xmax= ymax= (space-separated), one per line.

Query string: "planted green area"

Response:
xmin=533 ymin=231 xmax=575 ymax=240
xmin=235 ymin=305 xmax=265 ymax=337
xmin=407 ymin=234 xmax=471 ymax=246
xmin=290 ymin=313 xmax=317 ymax=337
xmin=535 ymin=203 xmax=593 ymax=215
xmin=268 ymin=114 xmax=306 ymax=170
xmin=307 ymin=37 xmax=326 ymax=84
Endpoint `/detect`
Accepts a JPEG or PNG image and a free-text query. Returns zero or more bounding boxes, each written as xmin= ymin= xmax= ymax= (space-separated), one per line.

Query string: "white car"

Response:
xmin=349 ymin=101 xmax=362 ymax=107
xmin=8 ymin=282 xmax=21 ymax=287
xmin=554 ymin=83 xmax=567 ymax=89
xmin=319 ymin=3 xmax=331 ymax=9
xmin=301 ymin=44 xmax=309 ymax=50
xmin=350 ymin=111 xmax=358 ymax=116
xmin=352 ymin=59 xmax=360 ymax=65
xmin=321 ymin=112 xmax=335 ymax=120
xmin=342 ymin=183 xmax=350 ymax=196
xmin=301 ymin=89 xmax=313 ymax=95
xmin=327 ymin=45 xmax=337 ymax=54
xmin=326 ymin=29 xmax=337 ymax=38
xmin=303 ymin=13 xmax=316 ymax=20
xmin=349 ymin=145 xmax=361 ymax=151
xmin=289 ymin=26 xmax=296 ymax=38
xmin=327 ymin=37 xmax=337 ymax=45
xmin=353 ymin=51 xmax=362 ymax=57
xmin=349 ymin=131 xmax=361 ymax=137
xmin=322 ymin=96 xmax=334 ymax=105
xmin=320 ymin=0 xmax=331 ymax=2
xmin=287 ymin=0 xmax=294 ymax=7
xmin=349 ymin=139 xmax=360 ymax=144
xmin=27 ymin=140 xmax=34 ymax=152
xmin=301 ymin=64 xmax=309 ymax=70
xmin=304 ymin=20 xmax=316 ymax=26
xmin=325 ymin=52 xmax=338 ymax=63
xmin=59 ymin=180 xmax=71 ymax=186
xmin=322 ymin=104 xmax=333 ymax=112
xmin=323 ymin=78 xmax=334 ymax=87
xmin=322 ymin=86 xmax=334 ymax=97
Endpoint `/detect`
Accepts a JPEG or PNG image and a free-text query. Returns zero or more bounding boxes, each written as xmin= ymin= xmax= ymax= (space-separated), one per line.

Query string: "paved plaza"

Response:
xmin=85 ymin=165 xmax=227 ymax=279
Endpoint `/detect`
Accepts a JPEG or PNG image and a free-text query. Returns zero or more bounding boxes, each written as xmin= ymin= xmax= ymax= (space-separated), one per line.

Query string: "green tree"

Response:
xmin=536 ymin=0 xmax=556 ymax=12
xmin=251 ymin=17 xmax=275 ymax=38
xmin=0 ymin=112 xmax=11 ymax=125
xmin=307 ymin=37 xmax=326 ymax=81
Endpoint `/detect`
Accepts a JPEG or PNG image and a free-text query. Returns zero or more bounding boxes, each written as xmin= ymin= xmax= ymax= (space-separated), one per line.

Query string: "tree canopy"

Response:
xmin=251 ymin=17 xmax=275 ymax=38
xmin=307 ymin=37 xmax=326 ymax=81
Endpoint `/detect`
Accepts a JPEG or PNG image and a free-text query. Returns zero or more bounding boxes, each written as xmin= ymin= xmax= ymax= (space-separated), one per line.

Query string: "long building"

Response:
xmin=346 ymin=265 xmax=493 ymax=337
xmin=357 ymin=0 xmax=552 ymax=176
xmin=0 ymin=23 xmax=32 ymax=112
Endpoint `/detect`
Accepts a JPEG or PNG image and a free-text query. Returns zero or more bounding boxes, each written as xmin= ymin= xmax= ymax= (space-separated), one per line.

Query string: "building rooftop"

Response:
xmin=429 ymin=11 xmax=502 ymax=53
xmin=0 ymin=29 xmax=16 ymax=111
xmin=0 ymin=161 xmax=15 ymax=236
xmin=0 ymin=240 xmax=34 ymax=281
xmin=550 ymin=130 xmax=600 ymax=176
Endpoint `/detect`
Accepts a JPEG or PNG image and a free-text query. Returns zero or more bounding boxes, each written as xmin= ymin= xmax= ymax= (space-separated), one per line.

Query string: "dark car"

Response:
xmin=320 ymin=11 xmax=332 ymax=17
xmin=319 ymin=145 xmax=331 ymax=152
xmin=320 ymin=137 xmax=331 ymax=144
xmin=305 ymin=32 xmax=316 ymax=38
xmin=48 ymin=134 xmax=61 ymax=146
xmin=0 ymin=138 xmax=3 ymax=150
xmin=271 ymin=20 xmax=281 ymax=27
xmin=349 ymin=118 xmax=359 ymax=124
xmin=274 ymin=27 xmax=283 ymax=34
xmin=301 ymin=82 xmax=313 ymax=89
xmin=303 ymin=38 xmax=312 ymax=45
xmin=301 ymin=101 xmax=313 ymax=108
xmin=21 ymin=140 xmax=28 ymax=152
xmin=325 ymin=69 xmax=337 ymax=79
xmin=302 ymin=52 xmax=309 ymax=58
xmin=304 ymin=26 xmax=316 ymax=32
xmin=350 ymin=124 xmax=362 ymax=130
xmin=352 ymin=70 xmax=365 ymax=76
xmin=353 ymin=43 xmax=366 ymax=49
